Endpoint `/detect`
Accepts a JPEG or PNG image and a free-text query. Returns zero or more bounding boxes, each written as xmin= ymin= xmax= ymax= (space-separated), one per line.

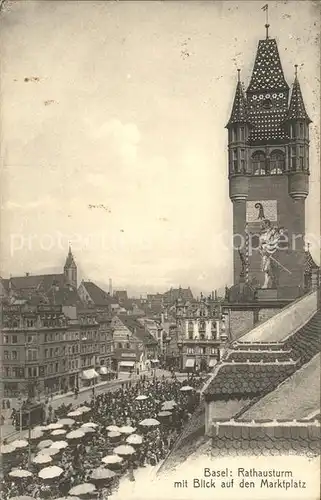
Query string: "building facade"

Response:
xmin=227 ymin=29 xmax=311 ymax=300
xmin=173 ymin=296 xmax=227 ymax=372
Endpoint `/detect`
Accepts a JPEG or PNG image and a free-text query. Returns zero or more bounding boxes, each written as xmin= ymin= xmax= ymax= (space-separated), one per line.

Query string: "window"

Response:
xmin=233 ymin=149 xmax=238 ymax=172
xmin=3 ymin=335 xmax=9 ymax=344
xmin=54 ymin=348 xmax=59 ymax=357
xmin=187 ymin=347 xmax=194 ymax=355
xmin=12 ymin=367 xmax=21 ymax=378
xmin=12 ymin=335 xmax=17 ymax=344
xmin=45 ymin=349 xmax=48 ymax=358
xmin=299 ymin=123 xmax=304 ymax=139
xmin=12 ymin=351 xmax=17 ymax=360
xmin=299 ymin=146 xmax=304 ymax=169
xmin=210 ymin=347 xmax=218 ymax=355
xmin=55 ymin=363 xmax=59 ymax=373
xmin=27 ymin=349 xmax=38 ymax=361
xmin=270 ymin=150 xmax=285 ymax=174
xmin=4 ymin=350 xmax=9 ymax=360
xmin=291 ymin=146 xmax=296 ymax=170
xmin=240 ymin=127 xmax=245 ymax=141
xmin=27 ymin=334 xmax=35 ymax=344
xmin=199 ymin=347 xmax=205 ymax=355
xmin=4 ymin=367 xmax=10 ymax=377
xmin=232 ymin=127 xmax=237 ymax=142
xmin=118 ymin=342 xmax=122 ymax=349
xmin=252 ymin=151 xmax=266 ymax=175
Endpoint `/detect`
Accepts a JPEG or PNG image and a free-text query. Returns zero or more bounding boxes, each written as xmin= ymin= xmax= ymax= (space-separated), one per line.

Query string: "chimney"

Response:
xmin=211 ymin=291 xmax=214 ymax=300
xmin=109 ymin=278 xmax=113 ymax=296
xmin=214 ymin=289 xmax=218 ymax=301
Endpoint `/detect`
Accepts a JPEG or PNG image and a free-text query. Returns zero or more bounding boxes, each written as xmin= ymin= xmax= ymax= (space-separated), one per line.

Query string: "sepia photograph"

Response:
xmin=0 ymin=1 xmax=320 ymax=499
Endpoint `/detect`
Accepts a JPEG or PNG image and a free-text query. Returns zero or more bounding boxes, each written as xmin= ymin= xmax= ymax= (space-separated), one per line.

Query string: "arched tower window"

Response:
xmin=270 ymin=150 xmax=285 ymax=174
xmin=252 ymin=151 xmax=266 ymax=175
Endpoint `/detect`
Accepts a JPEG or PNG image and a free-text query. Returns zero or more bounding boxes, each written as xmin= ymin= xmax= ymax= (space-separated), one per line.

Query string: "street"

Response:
xmin=1 ymin=369 xmax=187 ymax=443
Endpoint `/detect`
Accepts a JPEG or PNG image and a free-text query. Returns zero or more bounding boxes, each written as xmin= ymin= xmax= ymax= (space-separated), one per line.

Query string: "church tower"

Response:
xmin=226 ymin=25 xmax=311 ymax=300
xmin=64 ymin=246 xmax=77 ymax=288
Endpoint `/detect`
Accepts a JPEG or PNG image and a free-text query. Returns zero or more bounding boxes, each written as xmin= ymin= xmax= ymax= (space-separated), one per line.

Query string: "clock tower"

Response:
xmin=226 ymin=28 xmax=311 ymax=300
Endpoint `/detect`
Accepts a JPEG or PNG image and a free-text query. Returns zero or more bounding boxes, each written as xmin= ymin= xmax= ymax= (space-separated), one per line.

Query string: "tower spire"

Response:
xmin=226 ymin=70 xmax=248 ymax=127
xmin=286 ymin=66 xmax=311 ymax=123
xmin=262 ymin=4 xmax=269 ymax=39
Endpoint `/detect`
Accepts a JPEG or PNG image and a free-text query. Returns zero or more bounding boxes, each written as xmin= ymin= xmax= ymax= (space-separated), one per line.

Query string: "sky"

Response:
xmin=0 ymin=0 xmax=320 ymax=296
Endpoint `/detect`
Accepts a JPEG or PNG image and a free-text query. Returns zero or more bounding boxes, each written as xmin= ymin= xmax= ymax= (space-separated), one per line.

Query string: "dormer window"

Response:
xmin=262 ymin=98 xmax=272 ymax=110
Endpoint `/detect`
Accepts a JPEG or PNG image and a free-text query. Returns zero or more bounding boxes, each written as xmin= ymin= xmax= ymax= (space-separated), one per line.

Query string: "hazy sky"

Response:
xmin=0 ymin=0 xmax=320 ymax=295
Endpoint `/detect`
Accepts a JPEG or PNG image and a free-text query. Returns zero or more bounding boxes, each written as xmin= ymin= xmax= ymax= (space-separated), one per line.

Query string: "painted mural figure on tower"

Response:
xmin=259 ymin=219 xmax=284 ymax=289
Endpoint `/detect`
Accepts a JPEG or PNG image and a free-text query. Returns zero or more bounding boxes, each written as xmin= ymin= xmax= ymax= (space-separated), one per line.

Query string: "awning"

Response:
xmin=81 ymin=369 xmax=99 ymax=380
xmin=185 ymin=359 xmax=195 ymax=368
xmin=150 ymin=359 xmax=159 ymax=364
xmin=119 ymin=361 xmax=135 ymax=368
xmin=209 ymin=358 xmax=217 ymax=367
xmin=99 ymin=366 xmax=108 ymax=375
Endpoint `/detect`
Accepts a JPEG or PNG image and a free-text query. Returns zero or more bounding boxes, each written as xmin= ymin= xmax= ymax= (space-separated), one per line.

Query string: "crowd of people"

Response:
xmin=1 ymin=373 xmax=203 ymax=500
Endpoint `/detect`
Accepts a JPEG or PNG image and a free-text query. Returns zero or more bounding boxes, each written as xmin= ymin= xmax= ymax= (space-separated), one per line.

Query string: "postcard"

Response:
xmin=0 ymin=1 xmax=320 ymax=499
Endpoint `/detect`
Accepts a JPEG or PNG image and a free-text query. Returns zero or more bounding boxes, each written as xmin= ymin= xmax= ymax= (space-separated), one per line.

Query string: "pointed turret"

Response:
xmin=227 ymin=70 xmax=250 ymax=202
xmin=226 ymin=70 xmax=248 ymax=126
xmin=285 ymin=66 xmax=311 ymax=200
xmin=286 ymin=68 xmax=311 ymax=123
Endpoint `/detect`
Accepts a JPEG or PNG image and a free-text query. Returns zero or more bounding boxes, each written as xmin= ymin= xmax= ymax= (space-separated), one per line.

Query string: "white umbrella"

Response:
xmin=9 ymin=469 xmax=33 ymax=479
xmin=46 ymin=423 xmax=64 ymax=430
xmin=39 ymin=447 xmax=60 ymax=457
xmin=1 ymin=444 xmax=16 ymax=454
xmin=37 ymin=440 xmax=53 ymax=450
xmin=50 ymin=441 xmax=68 ymax=450
xmin=107 ymin=431 xmax=121 ymax=439
xmin=119 ymin=425 xmax=136 ymax=434
xmin=139 ymin=418 xmax=160 ymax=427
xmin=90 ymin=468 xmax=115 ymax=481
xmin=161 ymin=400 xmax=177 ymax=410
xmin=67 ymin=410 xmax=82 ymax=417
xmin=81 ymin=422 xmax=98 ymax=428
xmin=54 ymin=497 xmax=80 ymax=500
xmin=126 ymin=434 xmax=143 ymax=445
xmin=113 ymin=445 xmax=135 ymax=456
xmin=57 ymin=418 xmax=75 ymax=427
xmin=80 ymin=427 xmax=95 ymax=434
xmin=38 ymin=465 xmax=63 ymax=479
xmin=51 ymin=429 xmax=67 ymax=437
xmin=135 ymin=395 xmax=148 ymax=401
xmin=30 ymin=430 xmax=44 ymax=440
xmin=69 ymin=483 xmax=96 ymax=496
xmin=11 ymin=439 xmax=28 ymax=449
xmin=106 ymin=425 xmax=119 ymax=432
xmin=77 ymin=406 xmax=91 ymax=413
xmin=33 ymin=454 xmax=52 ymax=465
xmin=8 ymin=496 xmax=35 ymax=500
xmin=158 ymin=411 xmax=172 ymax=418
xmin=101 ymin=455 xmax=123 ymax=465
xmin=180 ymin=385 xmax=194 ymax=392
xmin=66 ymin=430 xmax=85 ymax=440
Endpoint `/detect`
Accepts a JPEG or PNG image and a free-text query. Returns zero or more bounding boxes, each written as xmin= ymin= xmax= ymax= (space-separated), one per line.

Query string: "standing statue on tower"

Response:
xmin=259 ymin=219 xmax=284 ymax=289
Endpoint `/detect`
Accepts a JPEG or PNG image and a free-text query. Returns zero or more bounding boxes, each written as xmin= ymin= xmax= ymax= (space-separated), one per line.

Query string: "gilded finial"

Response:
xmin=237 ymin=68 xmax=241 ymax=82
xmin=295 ymin=64 xmax=298 ymax=77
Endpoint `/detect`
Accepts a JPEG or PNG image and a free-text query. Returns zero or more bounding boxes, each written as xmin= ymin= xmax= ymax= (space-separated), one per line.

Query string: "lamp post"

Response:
xmin=177 ymin=340 xmax=183 ymax=372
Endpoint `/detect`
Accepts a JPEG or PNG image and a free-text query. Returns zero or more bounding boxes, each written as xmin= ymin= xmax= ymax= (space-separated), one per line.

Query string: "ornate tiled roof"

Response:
xmin=226 ymin=80 xmax=248 ymax=126
xmin=226 ymin=350 xmax=291 ymax=363
xmin=210 ymin=420 xmax=320 ymax=457
xmin=304 ymin=250 xmax=319 ymax=274
xmin=204 ymin=361 xmax=297 ymax=399
xmin=284 ymin=310 xmax=321 ymax=366
xmin=246 ymin=38 xmax=289 ymax=143
xmin=247 ymin=39 xmax=289 ymax=93
xmin=286 ymin=76 xmax=311 ymax=123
